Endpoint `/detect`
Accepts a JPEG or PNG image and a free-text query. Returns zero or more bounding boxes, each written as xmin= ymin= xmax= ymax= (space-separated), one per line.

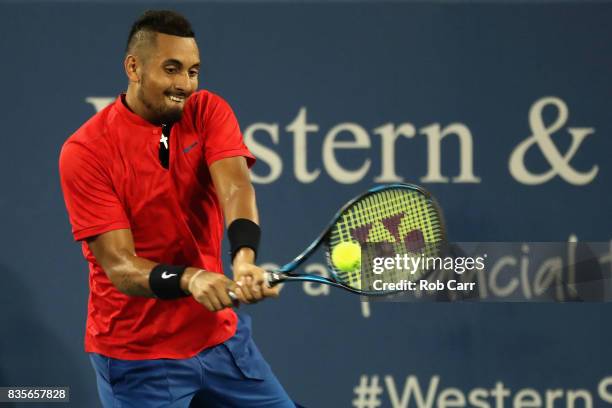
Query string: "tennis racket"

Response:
xmin=265 ymin=183 xmax=446 ymax=295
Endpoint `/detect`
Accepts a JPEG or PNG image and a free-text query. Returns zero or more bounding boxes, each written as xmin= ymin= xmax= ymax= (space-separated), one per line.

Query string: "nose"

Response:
xmin=174 ymin=71 xmax=193 ymax=93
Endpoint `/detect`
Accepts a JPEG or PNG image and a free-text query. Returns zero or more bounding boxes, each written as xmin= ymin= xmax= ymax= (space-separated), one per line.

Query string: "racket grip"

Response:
xmin=265 ymin=271 xmax=282 ymax=287
xmin=227 ymin=290 xmax=240 ymax=307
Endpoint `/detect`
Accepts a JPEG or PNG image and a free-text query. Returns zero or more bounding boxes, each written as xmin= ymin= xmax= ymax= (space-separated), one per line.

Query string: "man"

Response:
xmin=59 ymin=10 xmax=294 ymax=408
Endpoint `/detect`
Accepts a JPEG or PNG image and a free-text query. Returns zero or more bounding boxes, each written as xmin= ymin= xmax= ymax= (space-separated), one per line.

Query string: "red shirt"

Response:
xmin=59 ymin=90 xmax=255 ymax=360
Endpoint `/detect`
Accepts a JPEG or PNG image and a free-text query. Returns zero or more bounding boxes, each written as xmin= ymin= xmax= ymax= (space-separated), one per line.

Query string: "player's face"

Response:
xmin=137 ymin=33 xmax=200 ymax=125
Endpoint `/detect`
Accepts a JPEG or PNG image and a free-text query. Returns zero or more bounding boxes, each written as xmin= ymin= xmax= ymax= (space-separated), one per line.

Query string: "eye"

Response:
xmin=165 ymin=66 xmax=178 ymax=74
xmin=189 ymin=70 xmax=199 ymax=78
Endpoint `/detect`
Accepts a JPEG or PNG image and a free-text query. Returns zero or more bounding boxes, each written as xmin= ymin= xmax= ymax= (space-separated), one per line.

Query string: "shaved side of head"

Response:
xmin=126 ymin=30 xmax=157 ymax=63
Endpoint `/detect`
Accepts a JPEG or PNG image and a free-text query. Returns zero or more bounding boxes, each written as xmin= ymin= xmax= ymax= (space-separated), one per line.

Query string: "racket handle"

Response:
xmin=265 ymin=271 xmax=283 ymax=287
xmin=227 ymin=290 xmax=240 ymax=307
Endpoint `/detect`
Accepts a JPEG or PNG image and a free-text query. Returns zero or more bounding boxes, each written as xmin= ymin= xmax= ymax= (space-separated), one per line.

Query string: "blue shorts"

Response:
xmin=89 ymin=314 xmax=294 ymax=408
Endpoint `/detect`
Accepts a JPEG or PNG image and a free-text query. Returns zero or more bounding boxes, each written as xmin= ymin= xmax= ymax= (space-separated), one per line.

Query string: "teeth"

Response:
xmin=169 ymin=96 xmax=184 ymax=102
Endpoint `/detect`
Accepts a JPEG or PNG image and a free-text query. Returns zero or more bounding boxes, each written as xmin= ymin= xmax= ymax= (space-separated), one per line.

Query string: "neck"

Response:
xmin=125 ymin=86 xmax=157 ymax=125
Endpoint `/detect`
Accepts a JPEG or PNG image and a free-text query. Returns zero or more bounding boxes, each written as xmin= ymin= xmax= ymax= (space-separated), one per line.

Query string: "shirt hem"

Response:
xmin=206 ymin=149 xmax=256 ymax=169
xmin=73 ymin=221 xmax=131 ymax=241
xmin=84 ymin=314 xmax=238 ymax=360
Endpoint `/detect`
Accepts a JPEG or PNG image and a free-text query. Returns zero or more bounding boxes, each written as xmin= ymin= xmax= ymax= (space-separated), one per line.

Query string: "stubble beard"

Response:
xmin=137 ymin=76 xmax=184 ymax=125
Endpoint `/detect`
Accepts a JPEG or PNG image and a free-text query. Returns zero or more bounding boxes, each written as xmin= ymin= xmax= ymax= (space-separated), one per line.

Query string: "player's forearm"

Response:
xmin=87 ymin=229 xmax=209 ymax=299
xmin=209 ymin=157 xmax=261 ymax=273
xmin=103 ymin=250 xmax=202 ymax=297
xmin=222 ymin=183 xmax=259 ymax=270
xmin=103 ymin=250 xmax=157 ymax=297
xmin=221 ymin=181 xmax=259 ymax=226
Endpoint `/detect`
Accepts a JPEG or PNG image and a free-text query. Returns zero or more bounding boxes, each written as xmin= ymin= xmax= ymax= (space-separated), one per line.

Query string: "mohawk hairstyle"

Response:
xmin=126 ymin=10 xmax=195 ymax=53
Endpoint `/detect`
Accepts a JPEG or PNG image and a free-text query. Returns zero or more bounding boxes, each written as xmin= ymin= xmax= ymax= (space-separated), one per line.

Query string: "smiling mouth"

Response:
xmin=168 ymin=95 xmax=185 ymax=103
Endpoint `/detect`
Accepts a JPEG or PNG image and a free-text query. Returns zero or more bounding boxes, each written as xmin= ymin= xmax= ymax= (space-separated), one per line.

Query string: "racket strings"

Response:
xmin=327 ymin=188 xmax=445 ymax=290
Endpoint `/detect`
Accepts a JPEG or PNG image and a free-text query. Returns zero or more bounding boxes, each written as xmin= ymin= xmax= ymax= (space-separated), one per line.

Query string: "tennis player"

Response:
xmin=59 ymin=10 xmax=295 ymax=407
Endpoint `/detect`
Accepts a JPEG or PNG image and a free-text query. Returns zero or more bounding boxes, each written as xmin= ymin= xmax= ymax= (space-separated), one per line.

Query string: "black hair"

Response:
xmin=126 ymin=10 xmax=195 ymax=53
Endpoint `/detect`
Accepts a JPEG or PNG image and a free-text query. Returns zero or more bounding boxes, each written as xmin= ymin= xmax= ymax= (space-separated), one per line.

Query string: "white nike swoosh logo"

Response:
xmin=161 ymin=271 xmax=177 ymax=279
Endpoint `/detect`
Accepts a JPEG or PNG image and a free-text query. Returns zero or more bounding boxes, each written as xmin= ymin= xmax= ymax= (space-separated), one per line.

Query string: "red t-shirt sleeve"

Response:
xmin=59 ymin=141 xmax=130 ymax=241
xmin=197 ymin=93 xmax=255 ymax=168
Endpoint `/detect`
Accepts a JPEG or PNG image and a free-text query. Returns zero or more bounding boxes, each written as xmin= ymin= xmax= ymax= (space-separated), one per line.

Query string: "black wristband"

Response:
xmin=227 ymin=218 xmax=261 ymax=262
xmin=149 ymin=264 xmax=189 ymax=299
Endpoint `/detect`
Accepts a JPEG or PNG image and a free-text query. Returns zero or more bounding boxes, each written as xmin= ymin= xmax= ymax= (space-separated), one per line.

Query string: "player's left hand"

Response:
xmin=232 ymin=262 xmax=280 ymax=304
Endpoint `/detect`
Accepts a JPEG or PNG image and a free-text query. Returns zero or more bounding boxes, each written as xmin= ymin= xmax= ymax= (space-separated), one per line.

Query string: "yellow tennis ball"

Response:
xmin=331 ymin=242 xmax=361 ymax=272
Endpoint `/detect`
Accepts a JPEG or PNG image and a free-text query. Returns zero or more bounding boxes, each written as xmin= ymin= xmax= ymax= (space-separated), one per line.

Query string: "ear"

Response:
xmin=124 ymin=54 xmax=140 ymax=83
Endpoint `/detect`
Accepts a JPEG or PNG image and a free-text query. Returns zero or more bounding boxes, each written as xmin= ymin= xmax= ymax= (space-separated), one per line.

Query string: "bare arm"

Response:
xmin=209 ymin=156 xmax=258 ymax=229
xmin=87 ymin=229 xmax=237 ymax=311
xmin=87 ymin=229 xmax=157 ymax=297
xmin=209 ymin=156 xmax=278 ymax=300
xmin=209 ymin=156 xmax=259 ymax=265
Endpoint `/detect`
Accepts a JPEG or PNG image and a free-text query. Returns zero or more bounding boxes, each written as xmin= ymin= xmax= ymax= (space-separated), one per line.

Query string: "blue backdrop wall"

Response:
xmin=1 ymin=1 xmax=611 ymax=407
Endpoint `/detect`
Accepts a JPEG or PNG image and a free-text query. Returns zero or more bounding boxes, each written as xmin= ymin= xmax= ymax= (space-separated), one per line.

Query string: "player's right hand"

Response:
xmin=232 ymin=262 xmax=280 ymax=304
xmin=184 ymin=268 xmax=240 ymax=312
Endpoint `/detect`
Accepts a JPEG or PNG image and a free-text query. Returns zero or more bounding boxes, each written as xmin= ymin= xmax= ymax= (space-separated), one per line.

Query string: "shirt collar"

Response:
xmin=114 ymin=93 xmax=158 ymax=128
